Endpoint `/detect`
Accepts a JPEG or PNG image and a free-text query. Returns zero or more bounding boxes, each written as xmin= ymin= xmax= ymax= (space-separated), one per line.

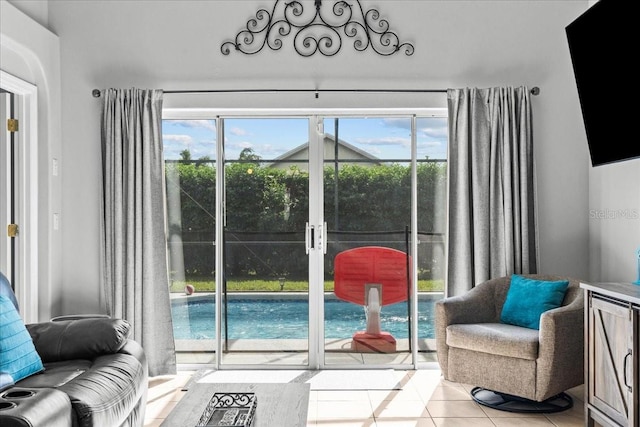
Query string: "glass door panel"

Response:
xmin=415 ymin=116 xmax=448 ymax=362
xmin=221 ymin=117 xmax=310 ymax=366
xmin=322 ymin=117 xmax=413 ymax=366
xmin=163 ymin=119 xmax=218 ymax=365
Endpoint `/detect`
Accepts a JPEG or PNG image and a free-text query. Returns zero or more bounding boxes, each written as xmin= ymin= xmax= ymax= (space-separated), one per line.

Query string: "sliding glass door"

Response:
xmin=321 ymin=117 xmax=414 ymax=366
xmin=162 ymin=111 xmax=447 ymax=368
xmin=220 ymin=117 xmax=311 ymax=365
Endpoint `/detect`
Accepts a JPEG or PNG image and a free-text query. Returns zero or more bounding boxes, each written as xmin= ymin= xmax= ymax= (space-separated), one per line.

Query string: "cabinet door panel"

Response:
xmin=589 ymin=297 xmax=632 ymax=426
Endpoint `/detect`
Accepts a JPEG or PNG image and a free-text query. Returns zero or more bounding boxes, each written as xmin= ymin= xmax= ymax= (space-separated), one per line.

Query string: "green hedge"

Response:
xmin=166 ymin=161 xmax=446 ymax=282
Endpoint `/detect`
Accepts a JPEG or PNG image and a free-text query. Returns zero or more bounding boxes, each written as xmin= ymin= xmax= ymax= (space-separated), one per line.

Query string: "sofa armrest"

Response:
xmin=435 ymin=283 xmax=500 ymax=377
xmin=26 ymin=318 xmax=131 ymax=363
xmin=59 ymin=351 xmax=147 ymax=427
xmin=535 ymin=296 xmax=585 ymax=400
xmin=436 ymin=282 xmax=502 ymax=327
xmin=119 ymin=339 xmax=149 ymax=386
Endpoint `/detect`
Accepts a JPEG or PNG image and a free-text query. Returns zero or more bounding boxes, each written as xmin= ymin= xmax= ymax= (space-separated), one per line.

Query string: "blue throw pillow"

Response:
xmin=0 ymin=295 xmax=44 ymax=383
xmin=500 ymin=275 xmax=569 ymax=329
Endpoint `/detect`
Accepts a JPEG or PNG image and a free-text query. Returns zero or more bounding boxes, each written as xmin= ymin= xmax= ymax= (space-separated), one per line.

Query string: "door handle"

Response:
xmin=306 ymin=223 xmax=326 ymax=253
xmin=623 ymin=349 xmax=633 ymax=392
xmin=305 ymin=222 xmax=314 ymax=254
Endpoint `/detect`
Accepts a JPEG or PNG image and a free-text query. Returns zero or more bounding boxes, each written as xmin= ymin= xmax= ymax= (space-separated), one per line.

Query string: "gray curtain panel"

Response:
xmin=447 ymin=87 xmax=538 ymax=297
xmin=101 ymin=88 xmax=176 ymax=376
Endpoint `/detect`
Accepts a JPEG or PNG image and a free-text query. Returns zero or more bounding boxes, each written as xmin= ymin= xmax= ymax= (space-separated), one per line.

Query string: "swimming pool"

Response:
xmin=171 ymin=295 xmax=438 ymax=340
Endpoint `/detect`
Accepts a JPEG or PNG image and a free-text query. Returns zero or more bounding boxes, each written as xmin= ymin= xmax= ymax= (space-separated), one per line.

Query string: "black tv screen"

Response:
xmin=566 ymin=0 xmax=639 ymax=166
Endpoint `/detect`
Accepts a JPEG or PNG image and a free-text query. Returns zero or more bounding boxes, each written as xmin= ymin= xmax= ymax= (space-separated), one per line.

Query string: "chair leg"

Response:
xmin=470 ymin=387 xmax=573 ymax=413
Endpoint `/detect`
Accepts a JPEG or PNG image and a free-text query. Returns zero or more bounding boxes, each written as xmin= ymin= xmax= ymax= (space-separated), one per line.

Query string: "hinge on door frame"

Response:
xmin=7 ymin=224 xmax=18 ymax=237
xmin=7 ymin=118 xmax=19 ymax=132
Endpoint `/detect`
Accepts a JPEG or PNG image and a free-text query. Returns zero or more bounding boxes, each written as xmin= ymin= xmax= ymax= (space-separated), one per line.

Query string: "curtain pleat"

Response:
xmin=446 ymin=86 xmax=538 ymax=296
xmin=101 ymin=88 xmax=176 ymax=376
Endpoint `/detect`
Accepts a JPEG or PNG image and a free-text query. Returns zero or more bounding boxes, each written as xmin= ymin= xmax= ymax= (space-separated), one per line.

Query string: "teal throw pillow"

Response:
xmin=500 ymin=275 xmax=569 ymax=329
xmin=0 ymin=295 xmax=44 ymax=383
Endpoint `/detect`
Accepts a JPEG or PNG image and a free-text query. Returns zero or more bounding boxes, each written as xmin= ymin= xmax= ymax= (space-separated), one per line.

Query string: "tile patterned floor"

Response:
xmin=144 ymin=370 xmax=586 ymax=427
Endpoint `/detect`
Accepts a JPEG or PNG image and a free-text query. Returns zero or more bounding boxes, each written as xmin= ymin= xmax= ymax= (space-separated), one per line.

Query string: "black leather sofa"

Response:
xmin=0 ymin=273 xmax=148 ymax=427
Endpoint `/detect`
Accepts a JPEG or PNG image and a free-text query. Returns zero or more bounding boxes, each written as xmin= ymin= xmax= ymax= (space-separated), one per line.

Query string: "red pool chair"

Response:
xmin=334 ymin=246 xmax=410 ymax=353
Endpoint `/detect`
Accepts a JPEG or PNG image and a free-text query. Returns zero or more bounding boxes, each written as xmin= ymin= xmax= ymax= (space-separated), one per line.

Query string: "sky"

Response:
xmin=162 ymin=116 xmax=448 ymax=162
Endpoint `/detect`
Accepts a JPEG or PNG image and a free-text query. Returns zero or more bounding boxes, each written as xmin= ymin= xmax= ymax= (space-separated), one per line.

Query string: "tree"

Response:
xmin=238 ymin=148 xmax=261 ymax=161
xmin=180 ymin=149 xmax=192 ymax=164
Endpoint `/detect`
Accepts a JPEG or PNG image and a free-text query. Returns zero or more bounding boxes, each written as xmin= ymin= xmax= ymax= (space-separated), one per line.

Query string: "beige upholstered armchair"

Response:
xmin=435 ymin=275 xmax=584 ymax=410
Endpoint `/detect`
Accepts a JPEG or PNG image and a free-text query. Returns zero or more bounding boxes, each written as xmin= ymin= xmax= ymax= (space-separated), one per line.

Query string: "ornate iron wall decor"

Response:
xmin=221 ymin=0 xmax=414 ymax=57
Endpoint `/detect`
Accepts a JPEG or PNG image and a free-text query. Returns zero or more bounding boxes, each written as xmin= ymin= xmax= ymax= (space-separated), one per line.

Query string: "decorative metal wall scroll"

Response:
xmin=221 ymin=0 xmax=414 ymax=57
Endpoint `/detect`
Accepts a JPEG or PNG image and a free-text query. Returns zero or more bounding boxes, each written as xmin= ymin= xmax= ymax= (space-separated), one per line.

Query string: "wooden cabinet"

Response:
xmin=582 ymin=282 xmax=640 ymax=427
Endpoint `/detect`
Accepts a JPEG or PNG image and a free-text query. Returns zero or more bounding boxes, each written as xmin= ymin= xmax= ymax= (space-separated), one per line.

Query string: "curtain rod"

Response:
xmin=92 ymin=87 xmax=540 ymax=98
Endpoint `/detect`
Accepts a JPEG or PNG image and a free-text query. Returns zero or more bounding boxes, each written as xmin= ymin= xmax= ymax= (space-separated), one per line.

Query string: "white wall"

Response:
xmin=583 ymin=0 xmax=640 ymax=285
xmin=44 ymin=0 xmax=599 ymax=314
xmin=589 ymin=159 xmax=640 ymax=283
xmin=1 ymin=0 xmax=61 ymax=320
xmin=4 ymin=0 xmax=48 ymax=28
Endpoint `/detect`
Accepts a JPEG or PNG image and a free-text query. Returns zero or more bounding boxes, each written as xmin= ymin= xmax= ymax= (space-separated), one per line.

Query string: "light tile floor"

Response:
xmin=144 ymin=370 xmax=586 ymax=427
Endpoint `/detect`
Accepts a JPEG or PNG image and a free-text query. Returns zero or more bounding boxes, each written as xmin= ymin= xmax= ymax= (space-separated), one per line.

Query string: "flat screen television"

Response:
xmin=565 ymin=0 xmax=639 ymax=167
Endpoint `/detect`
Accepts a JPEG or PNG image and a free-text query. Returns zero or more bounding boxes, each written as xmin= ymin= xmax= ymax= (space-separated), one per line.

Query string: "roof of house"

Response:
xmin=268 ymin=133 xmax=380 ymax=165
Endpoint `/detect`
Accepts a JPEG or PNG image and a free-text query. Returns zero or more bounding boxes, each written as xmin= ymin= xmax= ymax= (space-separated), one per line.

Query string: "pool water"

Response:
xmin=171 ymin=297 xmax=437 ymax=340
